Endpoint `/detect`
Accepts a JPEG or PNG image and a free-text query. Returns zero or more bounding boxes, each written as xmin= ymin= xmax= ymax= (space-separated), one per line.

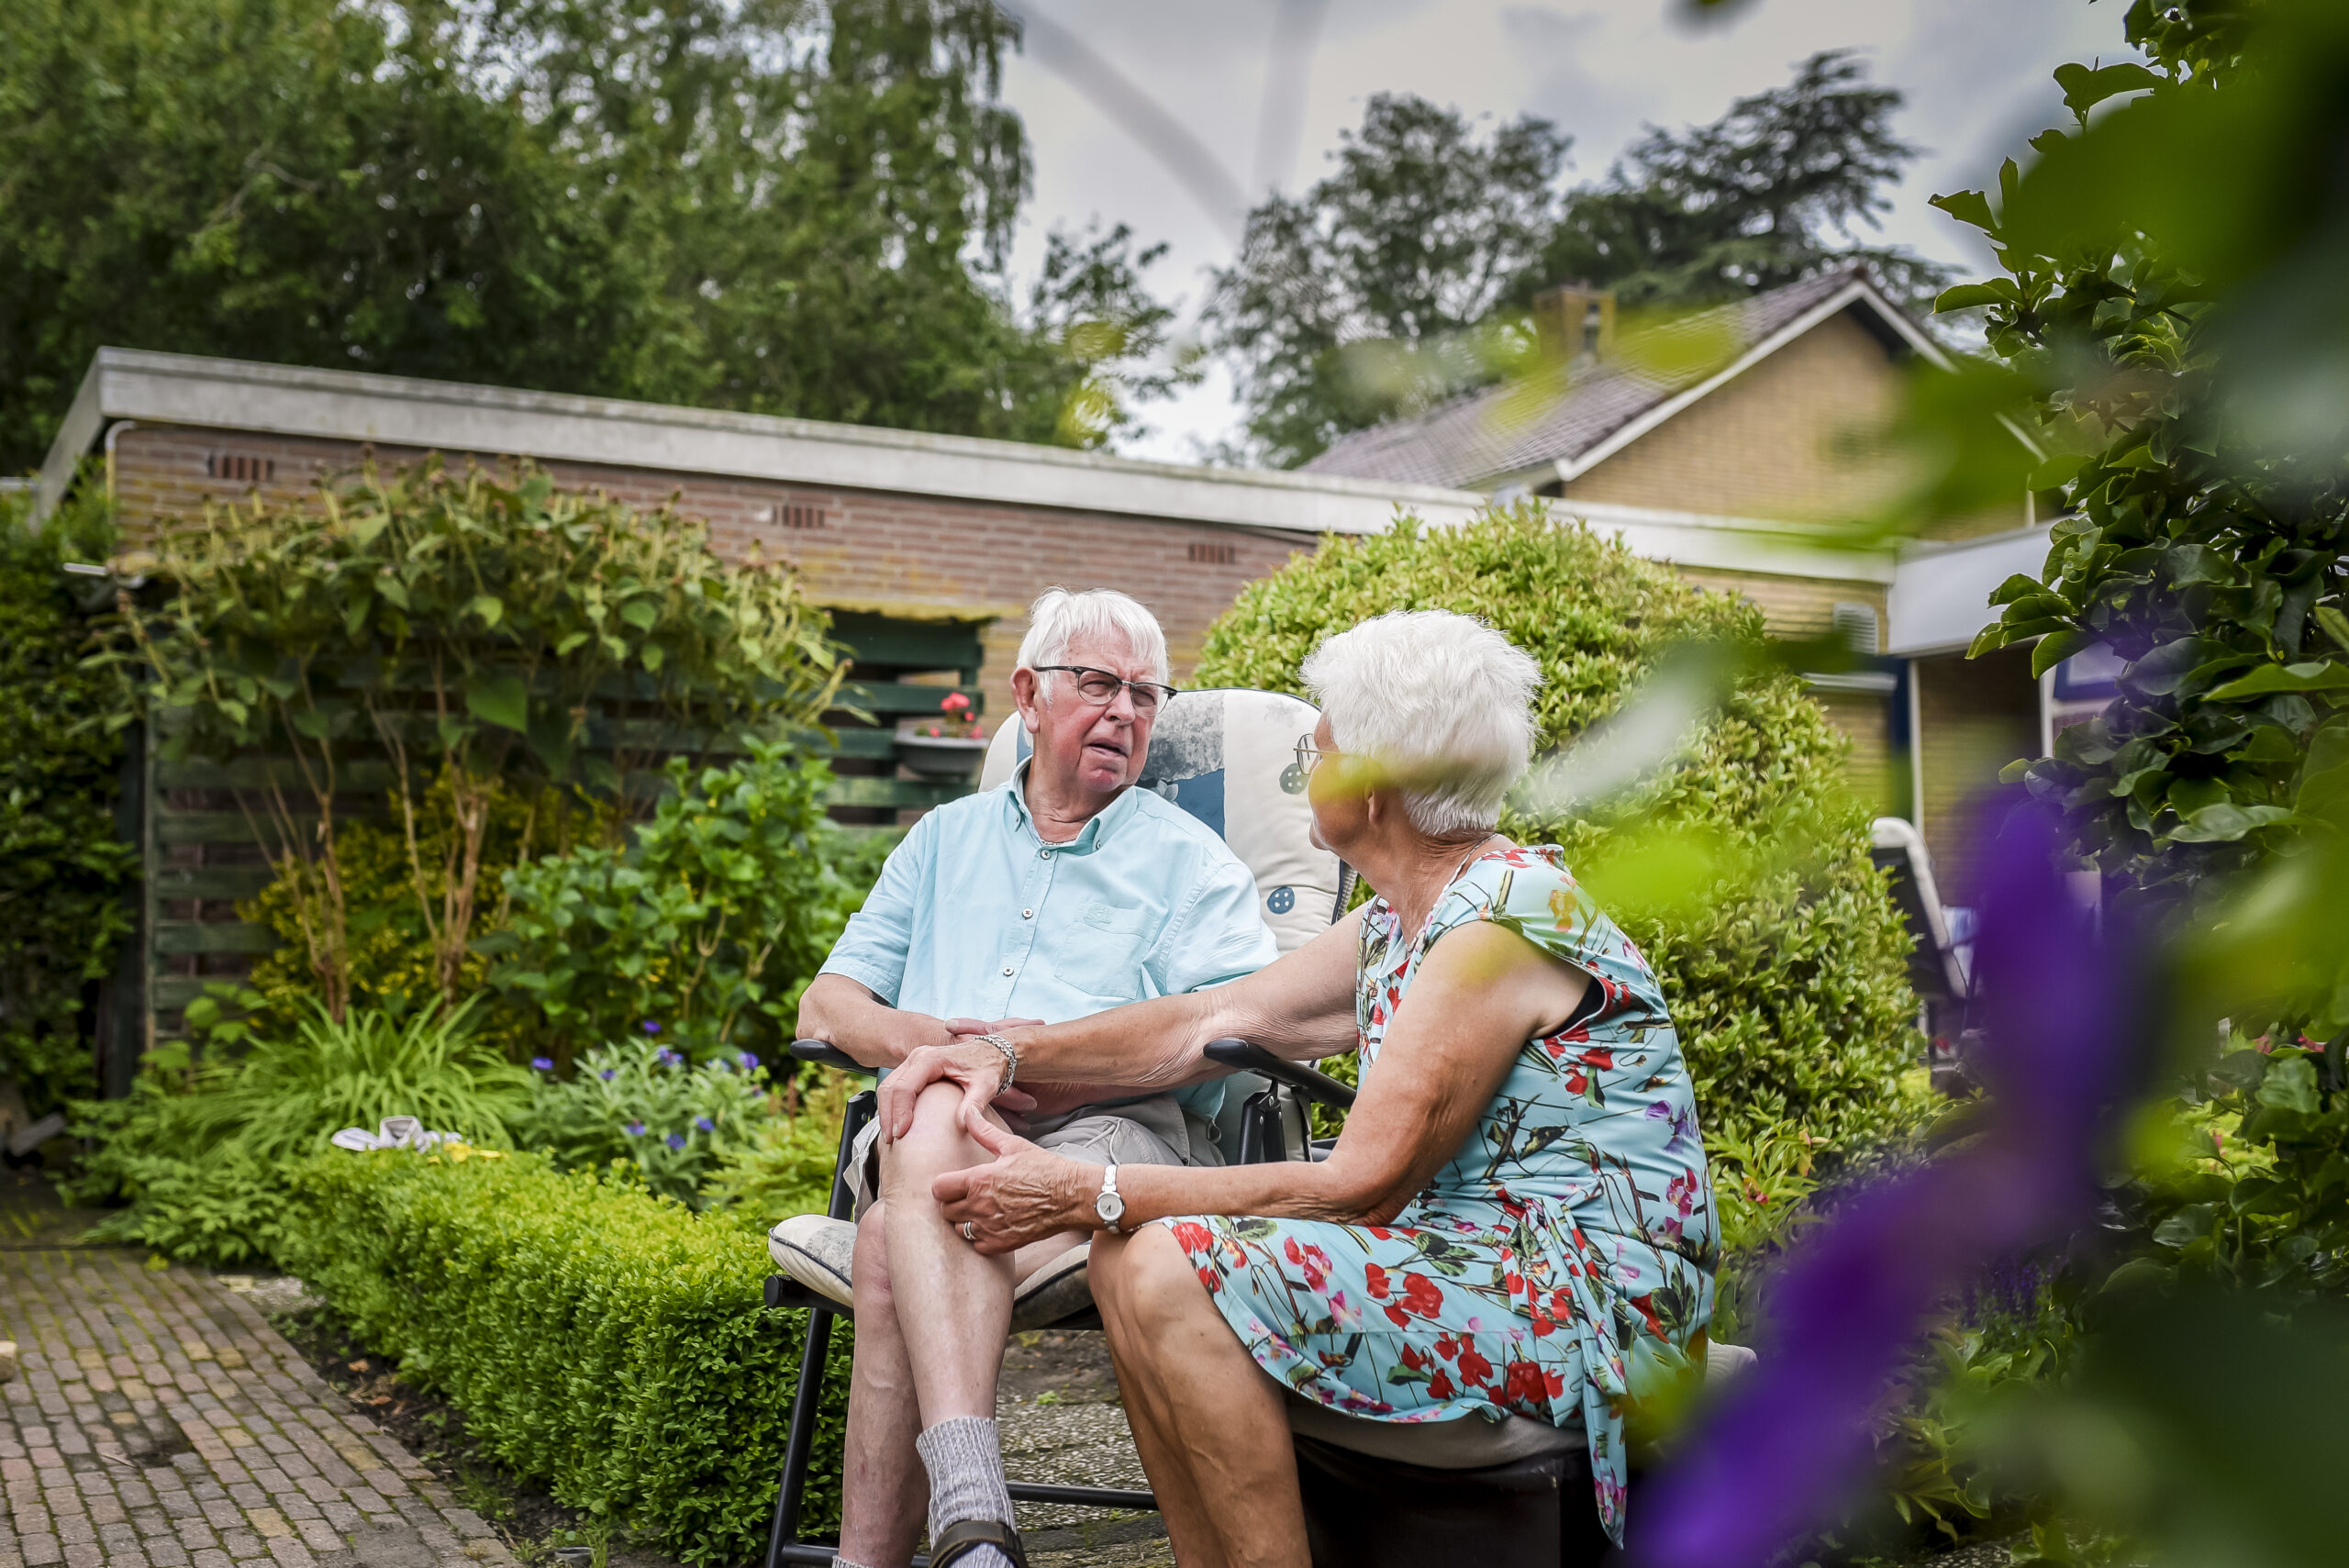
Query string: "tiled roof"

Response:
xmin=1300 ymin=268 xmax=1908 ymax=491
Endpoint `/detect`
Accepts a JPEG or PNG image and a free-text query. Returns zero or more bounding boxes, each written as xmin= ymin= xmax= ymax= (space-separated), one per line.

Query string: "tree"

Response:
xmin=1542 ymin=49 xmax=1948 ymax=310
xmin=1206 ymin=94 xmax=1573 ymax=468
xmin=1208 ymin=51 xmax=1945 ymax=467
xmin=0 ymin=0 xmax=1176 ymax=474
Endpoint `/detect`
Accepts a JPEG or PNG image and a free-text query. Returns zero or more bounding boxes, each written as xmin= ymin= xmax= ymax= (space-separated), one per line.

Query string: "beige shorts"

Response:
xmin=846 ymin=1092 xmax=1208 ymax=1216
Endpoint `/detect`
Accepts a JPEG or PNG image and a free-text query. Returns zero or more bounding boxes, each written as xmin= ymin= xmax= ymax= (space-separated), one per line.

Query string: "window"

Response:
xmin=1187 ymin=540 xmax=1238 ymax=565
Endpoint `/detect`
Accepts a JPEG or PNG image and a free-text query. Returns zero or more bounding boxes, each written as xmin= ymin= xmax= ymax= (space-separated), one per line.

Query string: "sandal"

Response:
xmin=929 ymin=1518 xmax=1029 ymax=1568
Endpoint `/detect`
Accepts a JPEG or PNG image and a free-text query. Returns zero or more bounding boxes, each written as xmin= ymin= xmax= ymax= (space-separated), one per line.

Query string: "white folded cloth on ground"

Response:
xmin=329 ymin=1116 xmax=462 ymax=1151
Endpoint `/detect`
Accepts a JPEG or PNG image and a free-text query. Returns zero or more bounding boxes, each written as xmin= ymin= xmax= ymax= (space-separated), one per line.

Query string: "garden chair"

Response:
xmin=1869 ymin=816 xmax=1975 ymax=1089
xmin=760 ymin=688 xmax=1750 ymax=1568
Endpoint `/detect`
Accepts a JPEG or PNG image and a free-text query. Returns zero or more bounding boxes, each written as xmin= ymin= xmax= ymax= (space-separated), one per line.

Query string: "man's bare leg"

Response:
xmin=835 ymin=1202 xmax=928 ymax=1567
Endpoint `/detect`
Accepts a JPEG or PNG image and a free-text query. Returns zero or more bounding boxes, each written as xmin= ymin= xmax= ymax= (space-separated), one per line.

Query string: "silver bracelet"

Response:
xmin=976 ymin=1031 xmax=1019 ymax=1090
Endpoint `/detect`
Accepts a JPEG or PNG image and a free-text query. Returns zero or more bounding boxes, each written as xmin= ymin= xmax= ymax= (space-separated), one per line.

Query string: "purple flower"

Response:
xmin=530 ymin=1056 xmax=555 ymax=1073
xmin=1642 ymin=804 xmax=2142 ymax=1568
xmin=642 ymin=1019 xmax=661 ymax=1035
xmin=694 ymin=1116 xmax=715 ymax=1132
xmin=738 ymin=1051 xmax=759 ymax=1071
xmin=600 ymin=1068 xmax=617 ymax=1081
xmin=665 ymin=1132 xmax=685 ymax=1151
xmin=625 ymin=1120 xmax=646 ymax=1137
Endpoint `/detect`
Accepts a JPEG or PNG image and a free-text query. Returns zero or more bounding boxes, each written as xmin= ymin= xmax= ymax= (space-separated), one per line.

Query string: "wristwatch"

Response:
xmin=1094 ymin=1163 xmax=1126 ymax=1234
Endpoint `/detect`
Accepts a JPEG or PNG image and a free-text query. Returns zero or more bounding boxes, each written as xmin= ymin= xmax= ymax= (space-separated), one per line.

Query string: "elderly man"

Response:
xmin=796 ymin=586 xmax=1278 ymax=1568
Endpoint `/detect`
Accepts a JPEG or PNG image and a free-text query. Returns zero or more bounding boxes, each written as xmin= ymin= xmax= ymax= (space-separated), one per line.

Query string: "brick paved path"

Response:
xmin=0 ymin=1249 xmax=516 ymax=1568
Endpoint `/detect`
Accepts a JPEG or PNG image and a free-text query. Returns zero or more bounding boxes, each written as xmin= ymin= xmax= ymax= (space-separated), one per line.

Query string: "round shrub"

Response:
xmin=1195 ymin=505 xmax=1923 ymax=1150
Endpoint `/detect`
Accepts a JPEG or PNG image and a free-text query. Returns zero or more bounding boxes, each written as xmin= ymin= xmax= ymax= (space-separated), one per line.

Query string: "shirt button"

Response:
xmin=1002 ymin=965 xmax=1015 ymax=976
xmin=1021 ymin=908 xmax=1034 ymax=919
xmin=1040 ymin=847 xmax=1052 ymax=859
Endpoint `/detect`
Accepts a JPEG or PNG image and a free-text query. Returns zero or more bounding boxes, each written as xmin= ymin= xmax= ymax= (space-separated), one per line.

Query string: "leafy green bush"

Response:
xmin=106 ymin=459 xmax=843 ymax=1019
xmin=0 ymin=485 xmax=136 ymax=1113
xmin=284 ymin=1148 xmax=852 ymax=1560
xmin=65 ymin=999 xmax=529 ymax=1262
xmin=490 ymin=740 xmax=889 ymax=1060
xmin=1196 ymin=505 xmax=1924 ymax=1149
xmin=513 ymin=1038 xmax=773 ymax=1206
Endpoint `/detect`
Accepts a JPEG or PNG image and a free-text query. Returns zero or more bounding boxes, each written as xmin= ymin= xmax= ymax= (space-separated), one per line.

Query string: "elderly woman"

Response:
xmin=881 ymin=609 xmax=1716 ymax=1567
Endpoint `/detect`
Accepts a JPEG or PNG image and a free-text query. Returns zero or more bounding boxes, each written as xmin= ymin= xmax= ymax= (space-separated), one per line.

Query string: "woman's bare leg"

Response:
xmin=837 ymin=1202 xmax=927 ymax=1567
xmin=1092 ymin=1227 xmax=1310 ymax=1568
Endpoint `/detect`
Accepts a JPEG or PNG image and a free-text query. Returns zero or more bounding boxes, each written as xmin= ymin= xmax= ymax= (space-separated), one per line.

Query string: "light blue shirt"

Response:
xmin=819 ymin=764 xmax=1280 ymax=1124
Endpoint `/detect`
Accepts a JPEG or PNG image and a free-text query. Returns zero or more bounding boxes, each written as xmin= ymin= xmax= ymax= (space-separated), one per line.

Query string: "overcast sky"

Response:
xmin=993 ymin=0 xmax=2132 ymax=463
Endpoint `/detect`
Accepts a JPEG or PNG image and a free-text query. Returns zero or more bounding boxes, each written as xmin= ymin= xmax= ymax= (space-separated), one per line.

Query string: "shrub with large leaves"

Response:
xmin=106 ymin=459 xmax=842 ymax=1019
xmin=1196 ymin=506 xmax=1922 ymax=1149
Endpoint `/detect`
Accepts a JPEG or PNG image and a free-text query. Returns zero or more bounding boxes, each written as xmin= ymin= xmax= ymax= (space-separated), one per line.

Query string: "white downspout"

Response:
xmin=103 ymin=419 xmax=139 ymax=503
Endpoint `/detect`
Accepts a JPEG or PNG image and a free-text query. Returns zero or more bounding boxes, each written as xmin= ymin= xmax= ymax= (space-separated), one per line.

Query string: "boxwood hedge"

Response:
xmin=284 ymin=1148 xmax=848 ymax=1561
xmin=1196 ymin=505 xmax=1924 ymax=1151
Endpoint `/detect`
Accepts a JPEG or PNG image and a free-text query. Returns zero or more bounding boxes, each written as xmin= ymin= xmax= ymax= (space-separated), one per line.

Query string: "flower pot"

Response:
xmin=893 ymin=729 xmax=989 ymax=783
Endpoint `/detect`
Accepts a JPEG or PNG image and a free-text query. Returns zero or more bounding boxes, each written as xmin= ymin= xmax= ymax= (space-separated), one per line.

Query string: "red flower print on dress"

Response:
xmin=1171 ymin=1220 xmax=1214 ymax=1252
xmin=1399 ymin=1273 xmax=1445 ymax=1319
xmin=1456 ymin=1346 xmax=1495 ymax=1386
xmin=1581 ymin=1047 xmax=1614 ymax=1070
xmin=1427 ymin=1371 xmax=1456 ymax=1399
xmin=1364 ymin=1262 xmax=1392 ymax=1298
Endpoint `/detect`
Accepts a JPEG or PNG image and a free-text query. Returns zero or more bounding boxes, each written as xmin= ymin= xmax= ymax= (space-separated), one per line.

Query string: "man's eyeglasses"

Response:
xmin=1033 ymin=665 xmax=1180 ymax=717
xmin=1293 ymin=733 xmax=1336 ymax=773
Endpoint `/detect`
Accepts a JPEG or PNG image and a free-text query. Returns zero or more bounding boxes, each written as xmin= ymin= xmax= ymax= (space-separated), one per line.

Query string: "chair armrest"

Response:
xmin=791 ymin=1040 xmax=877 ymax=1075
xmin=1204 ymin=1039 xmax=1356 ymax=1110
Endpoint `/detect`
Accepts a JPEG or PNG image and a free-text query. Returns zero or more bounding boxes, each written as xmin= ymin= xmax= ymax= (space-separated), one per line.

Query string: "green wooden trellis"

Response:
xmin=96 ymin=610 xmax=993 ymax=1089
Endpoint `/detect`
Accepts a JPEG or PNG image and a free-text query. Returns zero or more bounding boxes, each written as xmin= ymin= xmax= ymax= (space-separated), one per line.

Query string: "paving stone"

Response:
xmin=3 ymin=1255 xmax=517 ymax=1568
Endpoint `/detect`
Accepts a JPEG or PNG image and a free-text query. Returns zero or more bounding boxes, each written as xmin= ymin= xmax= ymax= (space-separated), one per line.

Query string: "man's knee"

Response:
xmin=876 ymin=1082 xmax=980 ymax=1200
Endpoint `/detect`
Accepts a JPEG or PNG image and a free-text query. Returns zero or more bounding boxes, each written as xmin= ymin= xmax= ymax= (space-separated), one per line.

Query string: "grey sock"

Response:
xmin=916 ymin=1416 xmax=1015 ymax=1567
xmin=830 ymin=1559 xmax=876 ymax=1568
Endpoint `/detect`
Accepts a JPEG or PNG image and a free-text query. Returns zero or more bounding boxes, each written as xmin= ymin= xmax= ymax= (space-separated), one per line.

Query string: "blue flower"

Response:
xmin=530 ymin=1056 xmax=555 ymax=1073
xmin=625 ymin=1120 xmax=646 ymax=1137
xmin=738 ymin=1051 xmax=759 ymax=1071
xmin=642 ymin=1019 xmax=661 ymax=1035
xmin=694 ymin=1116 xmax=715 ymax=1132
xmin=600 ymin=1068 xmax=617 ymax=1081
xmin=665 ymin=1132 xmax=685 ymax=1151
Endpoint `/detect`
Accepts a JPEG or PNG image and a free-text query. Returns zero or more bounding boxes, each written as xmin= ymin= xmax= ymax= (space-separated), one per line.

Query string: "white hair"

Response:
xmin=1300 ymin=609 xmax=1542 ymax=836
xmin=1016 ymin=587 xmax=1171 ymax=689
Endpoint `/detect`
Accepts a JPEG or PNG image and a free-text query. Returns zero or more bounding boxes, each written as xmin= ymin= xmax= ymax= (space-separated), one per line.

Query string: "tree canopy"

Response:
xmin=0 ymin=0 xmax=1177 ymax=473
xmin=1208 ymin=50 xmax=1947 ymax=467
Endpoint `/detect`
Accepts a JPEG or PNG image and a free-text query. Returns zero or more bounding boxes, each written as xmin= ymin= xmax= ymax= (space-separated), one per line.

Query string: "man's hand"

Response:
xmin=932 ymin=1118 xmax=1095 ymax=1256
xmin=879 ymin=1039 xmax=1011 ymax=1140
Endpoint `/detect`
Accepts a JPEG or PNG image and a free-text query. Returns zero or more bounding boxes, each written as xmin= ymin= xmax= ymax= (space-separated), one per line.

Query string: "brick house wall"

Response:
xmin=108 ymin=423 xmax=1316 ymax=714
xmin=1559 ymin=312 xmax=1909 ymax=523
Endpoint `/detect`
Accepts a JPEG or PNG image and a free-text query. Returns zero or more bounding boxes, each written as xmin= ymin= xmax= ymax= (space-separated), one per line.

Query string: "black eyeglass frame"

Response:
xmin=1030 ymin=664 xmax=1181 ymax=712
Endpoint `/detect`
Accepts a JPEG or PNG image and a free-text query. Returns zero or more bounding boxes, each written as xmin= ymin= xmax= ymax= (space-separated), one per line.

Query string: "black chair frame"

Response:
xmin=758 ymin=1037 xmax=1356 ymax=1568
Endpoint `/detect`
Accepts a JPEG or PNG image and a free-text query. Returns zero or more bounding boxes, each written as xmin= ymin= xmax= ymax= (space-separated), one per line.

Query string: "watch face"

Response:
xmin=1097 ymin=1190 xmax=1126 ymax=1225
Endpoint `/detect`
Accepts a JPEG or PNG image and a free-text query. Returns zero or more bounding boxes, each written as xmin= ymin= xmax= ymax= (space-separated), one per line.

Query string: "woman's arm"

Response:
xmin=878 ymin=909 xmax=1364 ymax=1140
xmin=935 ymin=920 xmax=1591 ymax=1251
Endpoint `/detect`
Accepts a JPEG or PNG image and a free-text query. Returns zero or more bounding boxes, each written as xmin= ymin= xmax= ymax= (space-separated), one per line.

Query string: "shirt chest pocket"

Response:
xmin=1049 ymin=902 xmax=1156 ymax=998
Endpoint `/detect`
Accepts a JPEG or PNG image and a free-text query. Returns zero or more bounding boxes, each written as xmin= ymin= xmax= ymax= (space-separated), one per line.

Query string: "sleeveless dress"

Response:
xmin=1160 ymin=845 xmax=1718 ymax=1541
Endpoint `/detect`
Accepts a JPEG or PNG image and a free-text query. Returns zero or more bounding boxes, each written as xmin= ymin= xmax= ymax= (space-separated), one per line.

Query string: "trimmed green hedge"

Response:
xmin=284 ymin=1148 xmax=850 ymax=1560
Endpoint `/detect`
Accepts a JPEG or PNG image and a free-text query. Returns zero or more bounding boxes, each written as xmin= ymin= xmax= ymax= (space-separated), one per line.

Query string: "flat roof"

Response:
xmin=37 ymin=347 xmax=1486 ymax=536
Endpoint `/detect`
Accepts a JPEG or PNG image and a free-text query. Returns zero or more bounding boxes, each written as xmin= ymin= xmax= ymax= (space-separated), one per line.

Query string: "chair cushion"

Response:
xmin=1705 ymin=1340 xmax=1758 ymax=1384
xmin=770 ymin=1215 xmax=855 ymax=1310
xmin=1284 ymin=1393 xmax=1585 ymax=1470
xmin=765 ymin=1215 xmax=1098 ymax=1332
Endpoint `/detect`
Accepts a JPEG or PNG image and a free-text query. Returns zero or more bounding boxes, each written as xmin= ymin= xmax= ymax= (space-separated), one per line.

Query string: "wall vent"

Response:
xmin=1187 ymin=541 xmax=1238 ymax=565
xmin=1831 ymin=601 xmax=1881 ymax=654
xmin=776 ymin=503 xmax=827 ymax=530
xmin=206 ymin=452 xmax=275 ymax=484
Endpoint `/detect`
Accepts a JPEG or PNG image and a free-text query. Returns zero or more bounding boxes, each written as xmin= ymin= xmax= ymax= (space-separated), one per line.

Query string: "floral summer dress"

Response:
xmin=1161 ymin=846 xmax=1717 ymax=1541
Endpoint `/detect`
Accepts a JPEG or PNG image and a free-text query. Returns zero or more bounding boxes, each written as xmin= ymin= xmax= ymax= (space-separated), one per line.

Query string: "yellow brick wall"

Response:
xmin=1675 ymin=566 xmax=1887 ymax=644
xmin=1914 ymin=644 xmax=2040 ymax=902
xmin=1560 ymin=312 xmax=1905 ymax=522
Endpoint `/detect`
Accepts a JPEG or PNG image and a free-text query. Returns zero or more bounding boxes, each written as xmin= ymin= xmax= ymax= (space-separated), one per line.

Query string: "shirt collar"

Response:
xmin=1001 ymin=756 xmax=1142 ymax=854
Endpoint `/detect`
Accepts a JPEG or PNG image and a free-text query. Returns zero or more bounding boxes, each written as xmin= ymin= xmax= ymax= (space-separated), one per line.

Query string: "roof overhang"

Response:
xmin=1886 ymin=522 xmax=2054 ymax=655
xmin=1463 ymin=496 xmax=1898 ymax=584
xmin=35 ymin=348 xmax=1486 ymax=537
